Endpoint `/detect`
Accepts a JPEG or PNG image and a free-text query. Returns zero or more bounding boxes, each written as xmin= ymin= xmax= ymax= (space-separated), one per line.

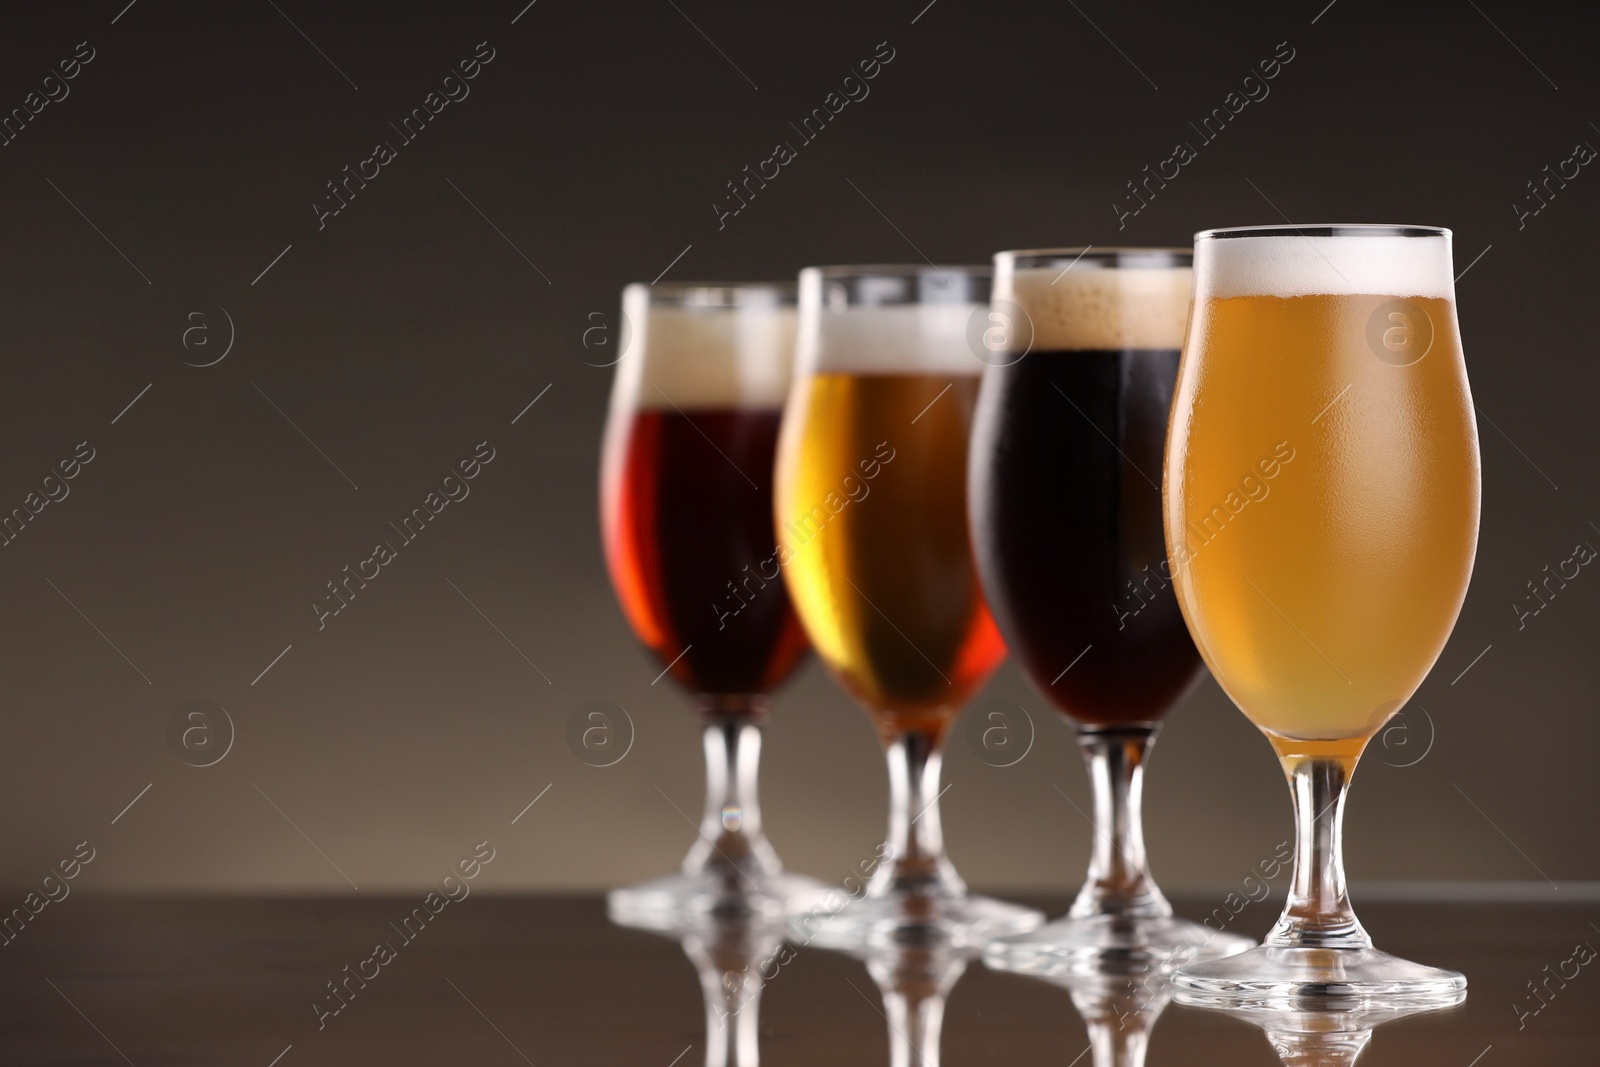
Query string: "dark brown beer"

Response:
xmin=971 ymin=347 xmax=1199 ymax=725
xmin=970 ymin=253 xmax=1197 ymax=727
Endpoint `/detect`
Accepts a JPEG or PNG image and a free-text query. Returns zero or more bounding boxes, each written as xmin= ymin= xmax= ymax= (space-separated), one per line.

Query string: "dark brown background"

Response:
xmin=0 ymin=0 xmax=1593 ymax=898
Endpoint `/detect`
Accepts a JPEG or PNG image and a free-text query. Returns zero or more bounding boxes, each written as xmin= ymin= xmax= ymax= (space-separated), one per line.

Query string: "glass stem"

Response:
xmin=1263 ymin=1028 xmax=1373 ymax=1067
xmin=1070 ymin=725 xmax=1170 ymax=919
xmin=1083 ymin=1015 xmax=1153 ymax=1067
xmin=683 ymin=697 xmax=781 ymax=881
xmin=871 ymin=728 xmax=963 ymax=898
xmin=1265 ymin=747 xmax=1371 ymax=950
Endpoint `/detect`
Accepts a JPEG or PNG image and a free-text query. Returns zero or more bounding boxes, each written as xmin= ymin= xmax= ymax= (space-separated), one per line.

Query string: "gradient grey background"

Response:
xmin=0 ymin=0 xmax=1593 ymax=897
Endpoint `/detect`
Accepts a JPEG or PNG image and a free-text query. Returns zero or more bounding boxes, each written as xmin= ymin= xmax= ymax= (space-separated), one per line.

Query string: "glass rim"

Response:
xmin=1195 ymin=224 xmax=1451 ymax=241
xmin=998 ymin=247 xmax=1192 ymax=269
xmin=799 ymin=263 xmax=991 ymax=281
xmin=624 ymin=280 xmax=797 ymax=308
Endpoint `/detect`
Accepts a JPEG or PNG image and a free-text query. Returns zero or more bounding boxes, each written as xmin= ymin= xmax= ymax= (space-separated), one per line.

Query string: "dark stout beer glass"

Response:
xmin=970 ymin=249 xmax=1251 ymax=973
xmin=601 ymin=281 xmax=824 ymax=926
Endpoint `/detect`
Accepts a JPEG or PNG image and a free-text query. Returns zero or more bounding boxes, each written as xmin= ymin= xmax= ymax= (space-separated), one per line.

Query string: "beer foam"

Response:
xmin=798 ymin=304 xmax=981 ymax=376
xmin=1195 ymin=233 xmax=1455 ymax=300
xmin=620 ymin=299 xmax=796 ymax=410
xmin=1006 ymin=266 xmax=1191 ymax=350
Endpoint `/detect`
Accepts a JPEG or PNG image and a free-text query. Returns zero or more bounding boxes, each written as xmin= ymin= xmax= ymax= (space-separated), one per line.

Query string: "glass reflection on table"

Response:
xmin=612 ymin=908 xmax=787 ymax=1067
xmin=1218 ymin=999 xmax=1466 ymax=1067
xmin=857 ymin=938 xmax=973 ymax=1067
xmin=1000 ymin=954 xmax=1461 ymax=1067
xmin=1046 ymin=967 xmax=1170 ymax=1067
xmin=610 ymin=896 xmax=1470 ymax=1067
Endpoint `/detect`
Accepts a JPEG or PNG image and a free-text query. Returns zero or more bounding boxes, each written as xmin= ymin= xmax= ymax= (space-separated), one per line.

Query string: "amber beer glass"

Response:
xmin=971 ymin=249 xmax=1252 ymax=973
xmin=601 ymin=281 xmax=824 ymax=926
xmin=775 ymin=265 xmax=1042 ymax=945
xmin=1165 ymin=226 xmax=1479 ymax=1003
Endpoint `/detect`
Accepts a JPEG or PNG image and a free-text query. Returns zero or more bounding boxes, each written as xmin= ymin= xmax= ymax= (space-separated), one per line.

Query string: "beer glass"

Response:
xmin=1164 ymin=226 xmax=1478 ymax=1003
xmin=971 ymin=249 xmax=1252 ymax=973
xmin=774 ymin=265 xmax=1043 ymax=946
xmin=601 ymin=281 xmax=826 ymax=926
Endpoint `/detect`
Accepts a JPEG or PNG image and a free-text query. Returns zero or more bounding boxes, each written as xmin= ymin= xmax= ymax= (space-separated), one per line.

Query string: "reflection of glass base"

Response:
xmin=608 ymin=867 xmax=832 ymax=933
xmin=791 ymin=887 xmax=1044 ymax=950
xmin=984 ymin=912 xmax=1254 ymax=977
xmin=1244 ymin=1001 xmax=1463 ymax=1067
xmin=1171 ymin=944 xmax=1467 ymax=1008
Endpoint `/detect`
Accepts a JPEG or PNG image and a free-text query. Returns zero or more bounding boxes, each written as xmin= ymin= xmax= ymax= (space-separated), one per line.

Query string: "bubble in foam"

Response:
xmin=1003 ymin=265 xmax=1192 ymax=352
xmin=615 ymin=292 xmax=796 ymax=410
xmin=1195 ymin=233 xmax=1454 ymax=301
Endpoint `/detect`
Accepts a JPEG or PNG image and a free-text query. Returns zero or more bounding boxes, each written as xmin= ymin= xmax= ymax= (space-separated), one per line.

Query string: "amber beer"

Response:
xmin=775 ymin=280 xmax=1004 ymax=738
xmin=776 ymin=265 xmax=1040 ymax=946
xmin=1165 ymin=230 xmax=1479 ymax=748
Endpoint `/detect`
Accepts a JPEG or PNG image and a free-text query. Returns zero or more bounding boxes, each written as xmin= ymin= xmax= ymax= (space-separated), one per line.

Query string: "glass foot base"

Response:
xmin=984 ymin=912 xmax=1254 ymax=977
xmin=1171 ymin=944 xmax=1467 ymax=1008
xmin=608 ymin=867 xmax=831 ymax=932
xmin=790 ymin=887 xmax=1044 ymax=950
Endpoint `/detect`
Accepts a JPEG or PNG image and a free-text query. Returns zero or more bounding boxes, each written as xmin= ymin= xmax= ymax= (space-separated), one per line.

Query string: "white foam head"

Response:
xmin=796 ymin=266 xmax=988 ymax=376
xmin=1194 ymin=226 xmax=1455 ymax=300
xmin=1000 ymin=252 xmax=1192 ymax=350
xmin=613 ymin=283 xmax=796 ymax=410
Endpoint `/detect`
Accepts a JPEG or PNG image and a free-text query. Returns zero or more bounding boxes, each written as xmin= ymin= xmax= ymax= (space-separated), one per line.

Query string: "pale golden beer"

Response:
xmin=776 ymin=372 xmax=1001 ymax=735
xmin=1164 ymin=230 xmax=1480 ymax=751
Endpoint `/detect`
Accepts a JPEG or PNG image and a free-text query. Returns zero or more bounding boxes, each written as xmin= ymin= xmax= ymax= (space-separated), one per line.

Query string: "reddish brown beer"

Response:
xmin=605 ymin=406 xmax=806 ymax=695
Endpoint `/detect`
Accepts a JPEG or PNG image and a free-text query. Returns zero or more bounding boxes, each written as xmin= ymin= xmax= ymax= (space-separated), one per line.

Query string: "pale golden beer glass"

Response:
xmin=776 ymin=265 xmax=1043 ymax=946
xmin=1165 ymin=226 xmax=1479 ymax=1004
